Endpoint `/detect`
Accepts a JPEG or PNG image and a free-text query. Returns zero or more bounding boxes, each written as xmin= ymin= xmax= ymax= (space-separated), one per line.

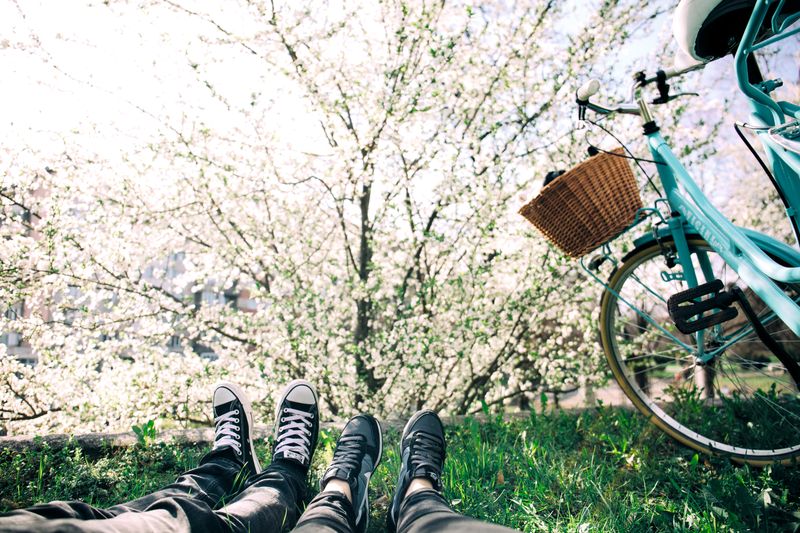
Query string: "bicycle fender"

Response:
xmin=632 ymin=224 xmax=800 ymax=267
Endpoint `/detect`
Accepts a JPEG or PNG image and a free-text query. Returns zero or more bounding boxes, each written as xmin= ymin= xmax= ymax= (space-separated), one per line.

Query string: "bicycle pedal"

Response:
xmin=667 ymin=279 xmax=739 ymax=335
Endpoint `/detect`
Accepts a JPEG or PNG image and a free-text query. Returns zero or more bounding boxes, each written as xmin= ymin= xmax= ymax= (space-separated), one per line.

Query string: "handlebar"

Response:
xmin=576 ymin=61 xmax=705 ymax=118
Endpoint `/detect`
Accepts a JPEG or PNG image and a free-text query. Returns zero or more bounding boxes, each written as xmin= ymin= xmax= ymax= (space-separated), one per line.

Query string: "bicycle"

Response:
xmin=528 ymin=0 xmax=800 ymax=465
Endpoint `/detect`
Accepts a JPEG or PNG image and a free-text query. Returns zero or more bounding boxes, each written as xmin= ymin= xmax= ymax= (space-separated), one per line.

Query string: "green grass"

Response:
xmin=1 ymin=407 xmax=799 ymax=532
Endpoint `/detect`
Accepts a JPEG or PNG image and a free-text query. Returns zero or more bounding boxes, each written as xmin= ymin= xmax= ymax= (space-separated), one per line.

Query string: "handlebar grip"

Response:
xmin=576 ymin=79 xmax=601 ymax=102
xmin=662 ymin=59 xmax=705 ymax=80
xmin=662 ymin=67 xmax=680 ymax=79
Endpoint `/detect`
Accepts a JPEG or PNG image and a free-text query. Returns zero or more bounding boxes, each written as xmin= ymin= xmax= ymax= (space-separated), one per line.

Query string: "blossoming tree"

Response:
xmin=2 ymin=0 xmax=768 ymax=434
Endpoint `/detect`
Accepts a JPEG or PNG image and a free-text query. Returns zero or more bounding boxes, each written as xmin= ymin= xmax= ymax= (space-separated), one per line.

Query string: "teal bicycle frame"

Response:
xmin=644 ymin=0 xmax=800 ymax=344
xmin=572 ymin=0 xmax=800 ymax=464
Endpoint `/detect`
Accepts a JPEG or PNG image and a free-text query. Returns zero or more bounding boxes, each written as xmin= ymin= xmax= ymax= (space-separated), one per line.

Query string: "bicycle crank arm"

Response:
xmin=730 ymin=287 xmax=800 ymax=388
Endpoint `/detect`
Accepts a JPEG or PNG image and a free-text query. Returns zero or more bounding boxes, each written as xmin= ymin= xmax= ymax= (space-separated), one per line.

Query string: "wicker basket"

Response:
xmin=519 ymin=148 xmax=642 ymax=258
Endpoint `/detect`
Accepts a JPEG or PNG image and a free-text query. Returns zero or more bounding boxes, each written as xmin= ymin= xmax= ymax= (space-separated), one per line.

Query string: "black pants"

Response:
xmin=0 ymin=447 xmax=306 ymax=533
xmin=294 ymin=489 xmax=518 ymax=533
xmin=0 ymin=450 xmax=518 ymax=532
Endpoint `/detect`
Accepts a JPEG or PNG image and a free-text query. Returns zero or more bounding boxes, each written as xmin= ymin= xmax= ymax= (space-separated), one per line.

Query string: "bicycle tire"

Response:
xmin=599 ymin=237 xmax=800 ymax=465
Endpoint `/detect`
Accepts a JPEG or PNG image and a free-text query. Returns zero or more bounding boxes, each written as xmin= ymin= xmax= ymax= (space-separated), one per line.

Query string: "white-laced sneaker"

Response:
xmin=272 ymin=380 xmax=319 ymax=472
xmin=212 ymin=382 xmax=261 ymax=475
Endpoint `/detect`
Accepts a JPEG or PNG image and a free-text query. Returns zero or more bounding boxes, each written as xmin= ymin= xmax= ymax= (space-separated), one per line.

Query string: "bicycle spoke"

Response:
xmin=627 ymin=272 xmax=669 ymax=304
xmin=622 ymin=347 xmax=690 ymax=363
xmin=714 ymin=359 xmax=800 ymax=429
xmin=626 ymin=357 xmax=696 ymax=377
xmin=714 ymin=362 xmax=800 ymax=433
xmin=602 ymin=238 xmax=800 ymax=461
xmin=615 ymin=317 xmax=687 ymax=345
xmin=723 ymin=349 xmax=796 ymax=390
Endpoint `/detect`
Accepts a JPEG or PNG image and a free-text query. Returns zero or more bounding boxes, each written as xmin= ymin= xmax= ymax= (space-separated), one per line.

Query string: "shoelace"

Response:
xmin=328 ymin=434 xmax=364 ymax=477
xmin=408 ymin=431 xmax=444 ymax=480
xmin=274 ymin=407 xmax=314 ymax=463
xmin=214 ymin=409 xmax=242 ymax=455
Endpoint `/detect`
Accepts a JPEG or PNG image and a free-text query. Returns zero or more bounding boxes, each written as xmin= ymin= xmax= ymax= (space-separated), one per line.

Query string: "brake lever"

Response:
xmin=651 ymin=92 xmax=700 ymax=105
xmin=652 ymin=70 xmax=671 ymax=104
xmin=649 ymin=69 xmax=700 ymax=105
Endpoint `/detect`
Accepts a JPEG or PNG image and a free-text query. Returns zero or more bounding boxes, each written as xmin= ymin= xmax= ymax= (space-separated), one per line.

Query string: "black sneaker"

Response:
xmin=212 ymin=382 xmax=260 ymax=476
xmin=388 ymin=410 xmax=446 ymax=532
xmin=320 ymin=415 xmax=383 ymax=533
xmin=272 ymin=379 xmax=319 ymax=472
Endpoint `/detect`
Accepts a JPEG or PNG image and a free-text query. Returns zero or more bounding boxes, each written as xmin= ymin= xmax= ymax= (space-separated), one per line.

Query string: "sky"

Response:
xmin=2 ymin=0 xmax=798 ymax=200
xmin=1 ymin=0 xmax=327 ymax=169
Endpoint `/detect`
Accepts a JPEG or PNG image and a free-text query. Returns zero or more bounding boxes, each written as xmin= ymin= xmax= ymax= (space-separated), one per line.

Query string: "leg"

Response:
xmin=396 ymin=489 xmax=519 ymax=533
xmin=0 ymin=382 xmax=263 ymax=532
xmin=287 ymin=489 xmax=354 ymax=533
xmin=0 ymin=489 xmax=287 ymax=533
xmin=114 ymin=381 xmax=263 ymax=513
xmin=111 ymin=446 xmax=248 ymax=513
xmin=292 ymin=415 xmax=382 ymax=533
xmin=211 ymin=460 xmax=309 ymax=533
xmin=388 ymin=411 xmax=519 ymax=533
xmin=92 ymin=380 xmax=320 ymax=533
xmin=209 ymin=379 xmax=320 ymax=533
xmin=0 ymin=447 xmax=244 ymax=528
xmin=0 ymin=448 xmax=249 ymax=532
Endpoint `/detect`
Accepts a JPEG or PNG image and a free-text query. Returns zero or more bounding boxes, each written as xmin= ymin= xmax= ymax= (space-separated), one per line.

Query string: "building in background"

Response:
xmin=0 ymin=192 xmax=39 ymax=366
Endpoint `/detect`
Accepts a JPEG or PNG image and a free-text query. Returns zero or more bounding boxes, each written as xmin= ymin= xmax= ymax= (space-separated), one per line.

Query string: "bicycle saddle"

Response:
xmin=674 ymin=0 xmax=800 ymax=61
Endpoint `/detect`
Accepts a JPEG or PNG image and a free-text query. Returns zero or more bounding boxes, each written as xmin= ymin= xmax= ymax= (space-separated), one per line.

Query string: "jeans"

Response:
xmin=0 ymin=447 xmax=307 ymax=533
xmin=0 ymin=449 xmax=518 ymax=532
xmin=292 ymin=488 xmax=519 ymax=533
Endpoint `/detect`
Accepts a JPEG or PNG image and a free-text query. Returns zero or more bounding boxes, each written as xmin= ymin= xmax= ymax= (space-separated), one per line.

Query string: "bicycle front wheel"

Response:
xmin=599 ymin=237 xmax=800 ymax=465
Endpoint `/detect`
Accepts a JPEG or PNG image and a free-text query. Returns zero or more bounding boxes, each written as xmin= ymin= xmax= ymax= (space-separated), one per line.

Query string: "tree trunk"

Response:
xmin=353 ymin=182 xmax=382 ymax=397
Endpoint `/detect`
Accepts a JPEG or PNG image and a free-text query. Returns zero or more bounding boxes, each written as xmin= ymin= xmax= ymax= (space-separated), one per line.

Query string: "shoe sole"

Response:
xmin=274 ymin=379 xmax=319 ymax=463
xmin=355 ymin=416 xmax=383 ymax=533
xmin=388 ymin=410 xmax=442 ymax=531
xmin=215 ymin=381 xmax=261 ymax=474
